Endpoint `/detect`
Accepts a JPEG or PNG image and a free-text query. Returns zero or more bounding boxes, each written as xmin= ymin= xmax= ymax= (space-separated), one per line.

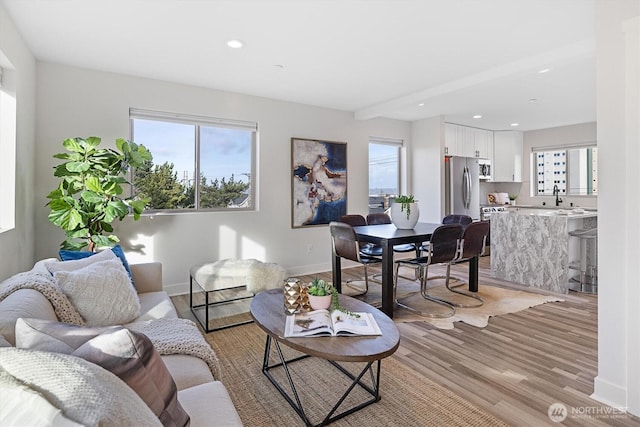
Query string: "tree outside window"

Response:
xmin=130 ymin=109 xmax=256 ymax=211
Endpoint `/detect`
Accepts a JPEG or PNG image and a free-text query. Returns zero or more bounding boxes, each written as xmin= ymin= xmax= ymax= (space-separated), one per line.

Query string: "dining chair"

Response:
xmin=419 ymin=214 xmax=473 ymax=254
xmin=432 ymin=221 xmax=489 ymax=308
xmin=339 ymin=214 xmax=384 ymax=260
xmin=329 ymin=221 xmax=382 ymax=296
xmin=393 ymin=223 xmax=463 ymax=318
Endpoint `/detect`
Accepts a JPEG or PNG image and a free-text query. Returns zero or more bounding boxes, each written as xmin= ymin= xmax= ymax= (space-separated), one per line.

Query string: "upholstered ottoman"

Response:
xmin=189 ymin=259 xmax=286 ymax=332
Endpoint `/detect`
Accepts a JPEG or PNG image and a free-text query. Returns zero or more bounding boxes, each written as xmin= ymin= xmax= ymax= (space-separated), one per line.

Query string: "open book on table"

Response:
xmin=284 ymin=309 xmax=382 ymax=338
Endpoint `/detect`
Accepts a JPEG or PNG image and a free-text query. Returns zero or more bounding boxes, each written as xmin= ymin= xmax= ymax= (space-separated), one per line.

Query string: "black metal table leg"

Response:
xmin=261 ymin=336 xmax=383 ymax=426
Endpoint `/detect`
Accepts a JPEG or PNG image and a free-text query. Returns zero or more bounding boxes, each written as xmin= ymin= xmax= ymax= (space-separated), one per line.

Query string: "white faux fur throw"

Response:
xmin=190 ymin=259 xmax=286 ymax=293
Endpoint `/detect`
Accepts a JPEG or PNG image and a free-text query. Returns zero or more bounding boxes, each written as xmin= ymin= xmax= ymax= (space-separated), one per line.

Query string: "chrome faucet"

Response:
xmin=552 ymin=184 xmax=563 ymax=206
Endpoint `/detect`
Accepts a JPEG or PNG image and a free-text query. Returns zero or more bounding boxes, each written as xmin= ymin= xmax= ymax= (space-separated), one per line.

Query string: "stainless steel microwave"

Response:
xmin=479 ymin=159 xmax=491 ymax=180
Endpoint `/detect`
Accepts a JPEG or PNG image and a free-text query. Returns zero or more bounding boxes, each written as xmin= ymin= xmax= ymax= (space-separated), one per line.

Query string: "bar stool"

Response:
xmin=568 ymin=228 xmax=597 ymax=294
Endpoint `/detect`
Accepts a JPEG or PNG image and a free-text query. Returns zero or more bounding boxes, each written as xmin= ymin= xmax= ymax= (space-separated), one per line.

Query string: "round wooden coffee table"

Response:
xmin=250 ymin=289 xmax=400 ymax=426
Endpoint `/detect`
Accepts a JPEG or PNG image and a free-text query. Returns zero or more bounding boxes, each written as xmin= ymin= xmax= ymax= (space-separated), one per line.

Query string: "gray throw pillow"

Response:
xmin=15 ymin=318 xmax=189 ymax=427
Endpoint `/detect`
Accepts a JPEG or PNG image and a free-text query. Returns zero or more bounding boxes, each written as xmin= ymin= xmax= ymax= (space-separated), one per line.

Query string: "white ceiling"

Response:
xmin=2 ymin=0 xmax=596 ymax=131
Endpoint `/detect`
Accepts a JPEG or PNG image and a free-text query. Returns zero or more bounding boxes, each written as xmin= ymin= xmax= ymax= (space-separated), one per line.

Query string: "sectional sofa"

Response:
xmin=0 ymin=250 xmax=243 ymax=426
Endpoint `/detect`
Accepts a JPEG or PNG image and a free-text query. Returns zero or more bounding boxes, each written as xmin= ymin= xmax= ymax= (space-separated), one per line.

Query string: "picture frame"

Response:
xmin=291 ymin=137 xmax=347 ymax=228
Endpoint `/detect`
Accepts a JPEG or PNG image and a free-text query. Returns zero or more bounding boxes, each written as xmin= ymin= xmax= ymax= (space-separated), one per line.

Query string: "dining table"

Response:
xmin=332 ymin=222 xmax=479 ymax=319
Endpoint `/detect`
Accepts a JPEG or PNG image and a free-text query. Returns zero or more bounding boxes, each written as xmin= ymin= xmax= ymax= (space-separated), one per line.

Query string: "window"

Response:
xmin=130 ymin=109 xmax=257 ymax=212
xmin=0 ymin=61 xmax=17 ymax=233
xmin=533 ymin=144 xmax=597 ymax=196
xmin=368 ymin=138 xmax=401 ymax=214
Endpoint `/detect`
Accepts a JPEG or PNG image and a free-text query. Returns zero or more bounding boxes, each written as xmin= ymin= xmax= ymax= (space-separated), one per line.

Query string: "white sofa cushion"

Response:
xmin=177 ymin=381 xmax=243 ymax=427
xmin=162 ymin=354 xmax=215 ymax=390
xmin=0 ymin=289 xmax=57 ymax=345
xmin=53 ymin=259 xmax=140 ymax=326
xmin=137 ymin=291 xmax=178 ymax=321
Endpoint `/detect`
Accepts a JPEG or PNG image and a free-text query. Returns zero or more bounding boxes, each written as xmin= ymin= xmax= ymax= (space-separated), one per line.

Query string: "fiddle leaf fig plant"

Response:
xmin=46 ymin=136 xmax=153 ymax=251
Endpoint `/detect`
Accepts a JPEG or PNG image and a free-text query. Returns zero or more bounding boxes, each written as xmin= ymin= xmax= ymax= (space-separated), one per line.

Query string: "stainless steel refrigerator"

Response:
xmin=444 ymin=156 xmax=480 ymax=220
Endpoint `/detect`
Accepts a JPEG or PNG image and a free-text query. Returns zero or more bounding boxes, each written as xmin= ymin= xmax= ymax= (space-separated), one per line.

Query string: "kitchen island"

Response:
xmin=490 ymin=208 xmax=597 ymax=293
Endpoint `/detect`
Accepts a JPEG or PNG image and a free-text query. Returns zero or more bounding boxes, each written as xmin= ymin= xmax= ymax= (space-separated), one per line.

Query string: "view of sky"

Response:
xmin=132 ymin=119 xmax=252 ymax=185
xmin=369 ymin=143 xmax=399 ymax=194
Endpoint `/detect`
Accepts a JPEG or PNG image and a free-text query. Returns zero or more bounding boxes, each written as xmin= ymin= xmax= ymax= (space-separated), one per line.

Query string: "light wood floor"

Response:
xmin=172 ymin=256 xmax=640 ymax=426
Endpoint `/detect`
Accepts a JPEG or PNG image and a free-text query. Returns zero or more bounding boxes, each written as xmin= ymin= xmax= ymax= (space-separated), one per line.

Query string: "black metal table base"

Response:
xmin=189 ymin=276 xmax=254 ymax=332
xmin=261 ymin=336 xmax=381 ymax=426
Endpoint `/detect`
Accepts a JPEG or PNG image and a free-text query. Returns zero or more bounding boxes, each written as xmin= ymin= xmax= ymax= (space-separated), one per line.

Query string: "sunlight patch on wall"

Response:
xmin=241 ymin=235 xmax=265 ymax=261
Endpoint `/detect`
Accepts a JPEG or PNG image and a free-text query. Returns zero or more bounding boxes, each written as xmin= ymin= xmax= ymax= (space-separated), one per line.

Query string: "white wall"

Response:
xmin=519 ymin=122 xmax=598 ymax=208
xmin=594 ymin=0 xmax=639 ymax=416
xmin=0 ymin=4 xmax=36 ymax=279
xmin=410 ymin=116 xmax=444 ymax=223
xmin=33 ymin=63 xmax=411 ymax=293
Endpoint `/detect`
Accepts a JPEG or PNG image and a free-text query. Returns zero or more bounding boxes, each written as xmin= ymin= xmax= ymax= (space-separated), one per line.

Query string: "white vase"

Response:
xmin=390 ymin=202 xmax=420 ymax=229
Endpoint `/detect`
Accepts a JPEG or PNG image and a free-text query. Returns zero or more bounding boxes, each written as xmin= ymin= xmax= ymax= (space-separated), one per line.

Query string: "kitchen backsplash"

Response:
xmin=479 ymin=181 xmax=597 ymax=208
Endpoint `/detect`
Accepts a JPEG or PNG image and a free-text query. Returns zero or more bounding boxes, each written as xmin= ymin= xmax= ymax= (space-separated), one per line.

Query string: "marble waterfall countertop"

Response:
xmin=490 ymin=210 xmax=597 ymax=293
xmin=506 ymin=206 xmax=597 ymax=219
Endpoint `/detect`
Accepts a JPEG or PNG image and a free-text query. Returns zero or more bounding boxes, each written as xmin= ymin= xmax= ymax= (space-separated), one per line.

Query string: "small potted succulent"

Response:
xmin=508 ymin=194 xmax=518 ymax=206
xmin=307 ymin=277 xmax=334 ymax=310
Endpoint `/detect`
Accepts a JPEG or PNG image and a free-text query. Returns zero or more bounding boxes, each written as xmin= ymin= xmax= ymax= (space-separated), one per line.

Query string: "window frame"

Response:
xmin=531 ymin=142 xmax=597 ymax=197
xmin=368 ymin=137 xmax=403 ymax=214
xmin=129 ymin=108 xmax=257 ymax=213
xmin=0 ymin=62 xmax=17 ymax=233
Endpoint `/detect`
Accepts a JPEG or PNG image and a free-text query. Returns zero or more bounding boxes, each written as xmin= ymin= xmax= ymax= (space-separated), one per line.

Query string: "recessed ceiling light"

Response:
xmin=226 ymin=39 xmax=245 ymax=49
xmin=510 ymin=123 xmax=520 ymax=127
xmin=538 ymin=68 xmax=551 ymax=74
xmin=418 ymin=103 xmax=425 ymax=107
xmin=473 ymin=115 xmax=482 ymax=119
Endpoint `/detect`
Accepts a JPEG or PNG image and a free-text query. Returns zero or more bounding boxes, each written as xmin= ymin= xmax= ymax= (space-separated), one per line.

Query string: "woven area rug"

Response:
xmin=344 ymin=278 xmax=564 ymax=330
xmin=205 ymin=323 xmax=507 ymax=426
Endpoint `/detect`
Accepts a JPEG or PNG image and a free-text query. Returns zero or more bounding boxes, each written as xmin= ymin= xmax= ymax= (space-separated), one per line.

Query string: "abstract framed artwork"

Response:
xmin=291 ymin=137 xmax=347 ymax=228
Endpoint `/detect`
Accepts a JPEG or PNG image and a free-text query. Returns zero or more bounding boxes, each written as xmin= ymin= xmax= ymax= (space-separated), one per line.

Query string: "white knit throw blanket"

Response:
xmin=0 ymin=271 xmax=220 ymax=379
xmin=0 ymin=271 xmax=86 ymax=326
xmin=127 ymin=318 xmax=221 ymax=380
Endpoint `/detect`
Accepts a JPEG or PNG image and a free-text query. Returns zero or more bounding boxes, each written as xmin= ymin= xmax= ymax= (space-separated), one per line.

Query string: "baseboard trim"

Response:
xmin=592 ymin=375 xmax=628 ymax=411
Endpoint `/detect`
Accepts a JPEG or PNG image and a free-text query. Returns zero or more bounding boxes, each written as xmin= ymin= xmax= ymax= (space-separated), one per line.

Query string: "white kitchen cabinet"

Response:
xmin=493 ymin=130 xmax=523 ymax=182
xmin=473 ymin=128 xmax=493 ymax=159
xmin=444 ymin=123 xmax=493 ymax=159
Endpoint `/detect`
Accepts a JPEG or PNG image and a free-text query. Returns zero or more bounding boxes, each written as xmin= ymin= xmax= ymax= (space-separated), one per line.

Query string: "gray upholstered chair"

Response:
xmin=433 ymin=220 xmax=489 ymax=308
xmin=329 ymin=221 xmax=382 ymax=296
xmin=393 ymin=223 xmax=463 ymax=318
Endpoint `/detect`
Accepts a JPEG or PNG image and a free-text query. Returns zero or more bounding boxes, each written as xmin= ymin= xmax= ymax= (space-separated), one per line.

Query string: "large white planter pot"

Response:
xmin=390 ymin=202 xmax=419 ymax=229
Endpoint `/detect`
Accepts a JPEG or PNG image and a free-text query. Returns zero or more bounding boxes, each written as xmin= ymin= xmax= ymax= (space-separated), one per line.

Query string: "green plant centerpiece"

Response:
xmin=395 ymin=194 xmax=415 ymax=220
xmin=308 ymin=277 xmax=333 ymax=296
xmin=47 ymin=136 xmax=153 ymax=251
xmin=508 ymin=194 xmax=518 ymax=201
xmin=307 ymin=277 xmax=359 ymax=317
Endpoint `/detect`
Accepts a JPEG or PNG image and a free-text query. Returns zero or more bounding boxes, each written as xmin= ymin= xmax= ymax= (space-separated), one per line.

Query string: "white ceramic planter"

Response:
xmin=390 ymin=202 xmax=420 ymax=229
xmin=308 ymin=295 xmax=332 ymax=310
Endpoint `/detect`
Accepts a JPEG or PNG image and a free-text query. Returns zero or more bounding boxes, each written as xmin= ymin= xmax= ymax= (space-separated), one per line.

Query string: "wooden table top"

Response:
xmin=250 ymin=289 xmax=400 ymax=362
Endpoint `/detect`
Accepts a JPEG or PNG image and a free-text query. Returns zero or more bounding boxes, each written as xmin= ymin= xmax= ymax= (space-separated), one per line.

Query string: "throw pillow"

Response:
xmin=45 ymin=247 xmax=116 ymax=273
xmin=15 ymin=318 xmax=190 ymax=427
xmin=53 ymin=258 xmax=141 ymax=326
xmin=57 ymin=245 xmax=135 ymax=286
xmin=0 ymin=348 xmax=162 ymax=426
